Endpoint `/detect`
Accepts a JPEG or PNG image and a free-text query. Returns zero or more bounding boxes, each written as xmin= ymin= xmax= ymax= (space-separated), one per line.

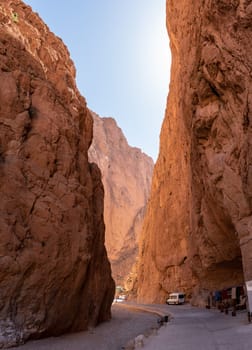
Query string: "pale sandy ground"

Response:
xmin=18 ymin=303 xmax=252 ymax=350
xmin=18 ymin=303 xmax=160 ymax=350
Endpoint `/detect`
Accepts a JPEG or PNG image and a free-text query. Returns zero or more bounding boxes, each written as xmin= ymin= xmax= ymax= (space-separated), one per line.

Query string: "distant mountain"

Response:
xmin=89 ymin=111 xmax=154 ymax=287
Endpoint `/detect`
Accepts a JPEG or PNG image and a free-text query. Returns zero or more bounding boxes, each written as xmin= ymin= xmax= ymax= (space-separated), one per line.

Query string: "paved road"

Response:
xmin=14 ymin=302 xmax=252 ymax=350
xmin=144 ymin=304 xmax=252 ymax=350
xmin=18 ymin=303 xmax=159 ymax=350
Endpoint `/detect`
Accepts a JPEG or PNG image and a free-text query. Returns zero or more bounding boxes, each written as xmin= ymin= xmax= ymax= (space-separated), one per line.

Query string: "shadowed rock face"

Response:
xmin=89 ymin=112 xmax=154 ymax=287
xmin=138 ymin=0 xmax=252 ymax=304
xmin=0 ymin=1 xmax=114 ymax=347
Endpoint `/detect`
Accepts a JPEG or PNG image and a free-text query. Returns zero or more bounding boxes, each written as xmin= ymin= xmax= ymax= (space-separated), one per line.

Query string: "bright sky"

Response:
xmin=23 ymin=1 xmax=171 ymax=160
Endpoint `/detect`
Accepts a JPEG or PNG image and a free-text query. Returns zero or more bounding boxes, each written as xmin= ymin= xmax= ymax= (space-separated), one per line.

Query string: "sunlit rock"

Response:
xmin=89 ymin=112 xmax=154 ymax=288
xmin=138 ymin=0 xmax=252 ymax=304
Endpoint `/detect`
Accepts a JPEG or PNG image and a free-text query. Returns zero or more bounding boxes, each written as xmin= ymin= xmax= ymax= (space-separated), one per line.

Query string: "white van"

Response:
xmin=166 ymin=292 xmax=185 ymax=305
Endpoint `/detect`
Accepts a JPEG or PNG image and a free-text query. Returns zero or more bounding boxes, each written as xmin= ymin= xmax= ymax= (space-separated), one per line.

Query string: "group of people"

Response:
xmin=207 ymin=285 xmax=247 ymax=316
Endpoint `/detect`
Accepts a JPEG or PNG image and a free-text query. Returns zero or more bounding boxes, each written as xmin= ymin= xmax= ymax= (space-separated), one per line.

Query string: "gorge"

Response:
xmin=1 ymin=0 xmax=252 ymax=348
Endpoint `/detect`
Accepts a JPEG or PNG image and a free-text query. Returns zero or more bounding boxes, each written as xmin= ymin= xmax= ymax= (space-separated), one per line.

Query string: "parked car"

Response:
xmin=166 ymin=292 xmax=185 ymax=305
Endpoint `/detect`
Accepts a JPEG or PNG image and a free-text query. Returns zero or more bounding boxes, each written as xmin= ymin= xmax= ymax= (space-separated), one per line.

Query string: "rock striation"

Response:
xmin=138 ymin=0 xmax=252 ymax=304
xmin=0 ymin=1 xmax=114 ymax=347
xmin=88 ymin=112 xmax=154 ymax=287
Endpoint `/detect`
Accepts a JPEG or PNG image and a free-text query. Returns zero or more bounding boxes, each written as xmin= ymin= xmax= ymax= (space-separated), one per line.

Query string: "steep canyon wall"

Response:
xmin=89 ymin=112 xmax=154 ymax=287
xmin=138 ymin=0 xmax=252 ymax=304
xmin=0 ymin=1 xmax=114 ymax=347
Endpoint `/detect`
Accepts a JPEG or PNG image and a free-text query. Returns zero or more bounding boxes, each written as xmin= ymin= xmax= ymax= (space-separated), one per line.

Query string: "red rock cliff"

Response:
xmin=0 ymin=1 xmax=114 ymax=347
xmin=138 ymin=0 xmax=252 ymax=304
xmin=89 ymin=112 xmax=154 ymax=287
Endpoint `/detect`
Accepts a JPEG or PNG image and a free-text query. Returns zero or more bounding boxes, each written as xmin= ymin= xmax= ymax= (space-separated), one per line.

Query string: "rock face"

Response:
xmin=88 ymin=112 xmax=154 ymax=287
xmin=0 ymin=1 xmax=114 ymax=347
xmin=138 ymin=0 xmax=252 ymax=304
